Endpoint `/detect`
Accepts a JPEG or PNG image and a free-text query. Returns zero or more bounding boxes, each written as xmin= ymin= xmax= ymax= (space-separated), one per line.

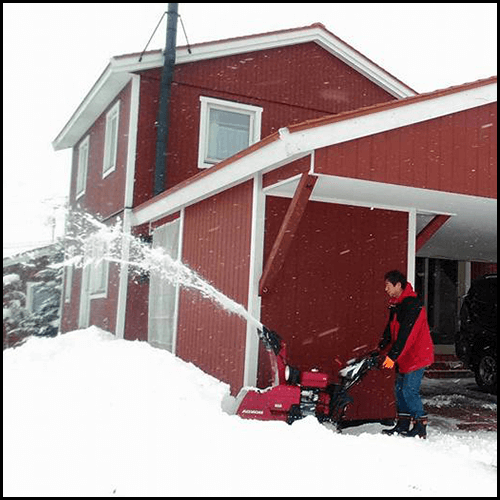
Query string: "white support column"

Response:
xmin=115 ymin=74 xmax=140 ymax=339
xmin=407 ymin=208 xmax=417 ymax=285
xmin=115 ymin=210 xmax=132 ymax=339
xmin=243 ymin=173 xmax=266 ymax=388
xmin=171 ymin=208 xmax=185 ymax=356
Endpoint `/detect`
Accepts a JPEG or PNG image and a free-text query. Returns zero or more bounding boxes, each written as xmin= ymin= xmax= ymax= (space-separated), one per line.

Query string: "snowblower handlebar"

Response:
xmin=338 ymin=350 xmax=381 ymax=382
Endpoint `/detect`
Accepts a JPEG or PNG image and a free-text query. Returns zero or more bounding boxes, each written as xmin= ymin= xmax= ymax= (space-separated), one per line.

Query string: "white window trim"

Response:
xmin=26 ymin=282 xmax=38 ymax=314
xmin=64 ymin=264 xmax=73 ymax=303
xmin=102 ymin=100 xmax=120 ymax=178
xmin=86 ymin=237 xmax=110 ymax=299
xmin=26 ymin=281 xmax=49 ymax=314
xmin=198 ymin=96 xmax=262 ymax=170
xmin=76 ymin=135 xmax=89 ymax=200
xmin=89 ymin=260 xmax=109 ymax=300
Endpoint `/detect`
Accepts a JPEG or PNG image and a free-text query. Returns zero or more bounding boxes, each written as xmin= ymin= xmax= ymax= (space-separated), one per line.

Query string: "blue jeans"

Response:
xmin=394 ymin=368 xmax=426 ymax=418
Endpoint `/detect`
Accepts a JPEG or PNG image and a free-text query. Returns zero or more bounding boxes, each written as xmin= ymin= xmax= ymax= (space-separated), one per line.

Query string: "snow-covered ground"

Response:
xmin=3 ymin=327 xmax=497 ymax=497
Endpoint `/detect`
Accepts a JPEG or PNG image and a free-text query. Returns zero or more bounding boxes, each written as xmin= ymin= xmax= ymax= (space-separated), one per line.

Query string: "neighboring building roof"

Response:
xmin=3 ymin=243 xmax=63 ymax=268
xmin=53 ymin=23 xmax=417 ymax=151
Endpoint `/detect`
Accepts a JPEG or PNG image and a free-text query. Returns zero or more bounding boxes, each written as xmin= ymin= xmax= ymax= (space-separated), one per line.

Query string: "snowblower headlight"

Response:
xmin=285 ymin=365 xmax=291 ymax=381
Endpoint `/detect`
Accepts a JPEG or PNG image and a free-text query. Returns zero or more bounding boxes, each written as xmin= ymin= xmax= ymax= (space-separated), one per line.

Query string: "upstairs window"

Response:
xmin=76 ymin=135 xmax=89 ymax=199
xmin=198 ymin=96 xmax=262 ymax=169
xmin=103 ymin=101 xmax=120 ymax=177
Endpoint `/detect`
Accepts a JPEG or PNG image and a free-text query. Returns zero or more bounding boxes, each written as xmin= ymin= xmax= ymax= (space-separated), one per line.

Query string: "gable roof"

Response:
xmin=52 ymin=23 xmax=417 ymax=151
xmin=3 ymin=242 xmax=63 ymax=268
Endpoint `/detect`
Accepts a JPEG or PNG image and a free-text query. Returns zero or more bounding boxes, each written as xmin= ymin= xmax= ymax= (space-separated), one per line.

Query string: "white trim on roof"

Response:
xmin=299 ymin=82 xmax=497 ymax=156
xmin=124 ymin=74 xmax=141 ymax=208
xmin=114 ymin=24 xmax=416 ymax=98
xmin=53 ymin=24 xmax=416 ymax=151
xmin=53 ymin=66 xmax=131 ymax=151
xmin=131 ymin=80 xmax=496 ymax=227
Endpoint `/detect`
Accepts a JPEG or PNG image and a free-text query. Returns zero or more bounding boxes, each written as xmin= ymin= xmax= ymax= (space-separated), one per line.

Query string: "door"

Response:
xmin=148 ymin=219 xmax=180 ymax=352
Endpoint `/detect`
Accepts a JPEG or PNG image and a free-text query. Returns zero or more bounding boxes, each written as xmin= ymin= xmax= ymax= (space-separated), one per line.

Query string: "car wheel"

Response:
xmin=474 ymin=349 xmax=497 ymax=394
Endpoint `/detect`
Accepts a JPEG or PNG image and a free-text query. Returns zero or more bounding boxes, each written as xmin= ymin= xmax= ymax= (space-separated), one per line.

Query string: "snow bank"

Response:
xmin=3 ymin=327 xmax=497 ymax=497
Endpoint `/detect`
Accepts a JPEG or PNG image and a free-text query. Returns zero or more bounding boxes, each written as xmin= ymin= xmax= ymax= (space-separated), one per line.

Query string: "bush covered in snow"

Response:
xmin=3 ymin=242 xmax=63 ymax=348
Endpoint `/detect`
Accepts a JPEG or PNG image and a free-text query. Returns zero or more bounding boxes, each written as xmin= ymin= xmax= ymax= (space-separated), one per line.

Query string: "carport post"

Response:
xmin=259 ymin=173 xmax=317 ymax=295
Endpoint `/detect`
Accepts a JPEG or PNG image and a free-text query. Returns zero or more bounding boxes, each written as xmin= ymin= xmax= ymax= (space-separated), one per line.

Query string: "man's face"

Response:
xmin=385 ymin=280 xmax=402 ymax=298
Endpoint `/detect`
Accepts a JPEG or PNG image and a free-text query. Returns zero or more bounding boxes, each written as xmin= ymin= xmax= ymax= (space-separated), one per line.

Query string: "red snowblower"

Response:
xmin=235 ymin=325 xmax=381 ymax=428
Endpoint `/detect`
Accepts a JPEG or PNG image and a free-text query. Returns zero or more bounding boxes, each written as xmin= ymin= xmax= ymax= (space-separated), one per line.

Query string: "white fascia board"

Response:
xmin=114 ymin=26 xmax=416 ymax=99
xmin=131 ymin=143 xmax=310 ymax=227
xmin=124 ymin=74 xmax=141 ymax=208
xmin=52 ymin=65 xmax=132 ymax=151
xmin=296 ymin=83 xmax=497 ymax=155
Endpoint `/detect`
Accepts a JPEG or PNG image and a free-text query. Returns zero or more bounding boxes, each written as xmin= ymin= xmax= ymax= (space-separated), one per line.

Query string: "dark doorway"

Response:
xmin=416 ymin=257 xmax=458 ymax=345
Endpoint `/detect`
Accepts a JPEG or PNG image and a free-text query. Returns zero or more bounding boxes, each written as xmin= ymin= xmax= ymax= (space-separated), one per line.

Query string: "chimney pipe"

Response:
xmin=154 ymin=3 xmax=178 ymax=196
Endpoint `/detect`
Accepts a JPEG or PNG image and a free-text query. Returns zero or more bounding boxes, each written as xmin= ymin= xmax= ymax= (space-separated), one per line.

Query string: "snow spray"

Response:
xmin=63 ymin=209 xmax=264 ymax=331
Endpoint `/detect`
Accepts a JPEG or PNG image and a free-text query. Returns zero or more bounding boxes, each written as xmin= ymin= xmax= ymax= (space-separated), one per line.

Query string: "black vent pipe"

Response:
xmin=154 ymin=3 xmax=178 ymax=196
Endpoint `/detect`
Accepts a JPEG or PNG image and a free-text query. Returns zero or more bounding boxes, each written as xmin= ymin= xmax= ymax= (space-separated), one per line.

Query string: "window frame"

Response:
xmin=102 ymin=100 xmax=120 ymax=178
xmin=64 ymin=264 xmax=73 ymax=303
xmin=86 ymin=237 xmax=109 ymax=299
xmin=26 ymin=281 xmax=49 ymax=314
xmin=76 ymin=135 xmax=89 ymax=199
xmin=197 ymin=96 xmax=262 ymax=170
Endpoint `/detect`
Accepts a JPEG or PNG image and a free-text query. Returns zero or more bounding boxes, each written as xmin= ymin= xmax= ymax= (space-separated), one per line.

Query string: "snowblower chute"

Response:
xmin=235 ymin=326 xmax=381 ymax=427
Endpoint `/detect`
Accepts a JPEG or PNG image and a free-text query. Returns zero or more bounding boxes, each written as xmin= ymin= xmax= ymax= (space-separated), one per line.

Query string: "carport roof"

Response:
xmin=132 ymin=76 xmax=497 ymax=263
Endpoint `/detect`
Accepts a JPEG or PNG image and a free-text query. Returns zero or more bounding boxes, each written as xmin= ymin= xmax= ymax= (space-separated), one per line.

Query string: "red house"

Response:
xmin=53 ymin=23 xmax=497 ymax=421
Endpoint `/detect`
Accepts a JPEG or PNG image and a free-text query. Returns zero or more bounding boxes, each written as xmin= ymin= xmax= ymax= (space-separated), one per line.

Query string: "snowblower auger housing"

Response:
xmin=236 ymin=327 xmax=381 ymax=427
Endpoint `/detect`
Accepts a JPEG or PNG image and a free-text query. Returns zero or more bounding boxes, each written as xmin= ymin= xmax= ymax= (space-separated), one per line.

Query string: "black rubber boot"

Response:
xmin=401 ymin=416 xmax=428 ymax=439
xmin=381 ymin=413 xmax=411 ymax=435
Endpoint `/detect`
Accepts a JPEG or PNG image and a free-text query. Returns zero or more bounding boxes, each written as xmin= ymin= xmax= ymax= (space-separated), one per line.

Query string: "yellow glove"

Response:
xmin=382 ymin=356 xmax=395 ymax=369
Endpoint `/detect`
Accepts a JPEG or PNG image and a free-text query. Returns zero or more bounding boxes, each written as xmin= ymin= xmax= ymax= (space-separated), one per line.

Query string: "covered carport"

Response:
xmin=253 ymin=77 xmax=496 ymax=419
xmin=263 ymin=170 xmax=497 ymax=274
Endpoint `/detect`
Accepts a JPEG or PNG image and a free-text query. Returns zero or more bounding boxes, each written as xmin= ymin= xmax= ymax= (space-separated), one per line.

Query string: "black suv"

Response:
xmin=456 ymin=274 xmax=497 ymax=394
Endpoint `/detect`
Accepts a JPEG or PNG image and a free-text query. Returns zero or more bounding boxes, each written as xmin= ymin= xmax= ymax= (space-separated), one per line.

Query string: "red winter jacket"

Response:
xmin=378 ymin=283 xmax=434 ymax=373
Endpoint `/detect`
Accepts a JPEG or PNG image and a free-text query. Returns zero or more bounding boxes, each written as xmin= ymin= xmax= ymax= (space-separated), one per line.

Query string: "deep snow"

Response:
xmin=3 ymin=327 xmax=497 ymax=497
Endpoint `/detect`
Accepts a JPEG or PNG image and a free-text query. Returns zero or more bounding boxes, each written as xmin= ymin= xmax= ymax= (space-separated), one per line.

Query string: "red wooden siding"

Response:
xmin=63 ymin=82 xmax=134 ymax=335
xmin=71 ymin=82 xmax=132 ymax=217
xmin=123 ymin=274 xmax=149 ymax=342
xmin=262 ymin=156 xmax=311 ymax=188
xmin=173 ymin=43 xmax=395 ymax=115
xmin=88 ymin=264 xmax=120 ymax=333
xmin=133 ymin=73 xmax=161 ymax=207
xmin=471 ymin=262 xmax=497 ymax=280
xmin=59 ymin=263 xmax=121 ymax=334
xmin=259 ymin=197 xmax=409 ymax=420
xmin=123 ymin=223 xmax=151 ymax=341
xmin=176 ymin=181 xmax=254 ymax=393
xmin=60 ymin=212 xmax=124 ymax=334
xmin=314 ymin=103 xmax=497 ymax=198
xmin=60 ymin=269 xmax=82 ymax=333
xmin=134 ymin=42 xmax=397 ymax=203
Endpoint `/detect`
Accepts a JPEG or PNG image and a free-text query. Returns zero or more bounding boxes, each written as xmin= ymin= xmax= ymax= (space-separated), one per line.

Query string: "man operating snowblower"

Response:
xmin=378 ymin=269 xmax=434 ymax=439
